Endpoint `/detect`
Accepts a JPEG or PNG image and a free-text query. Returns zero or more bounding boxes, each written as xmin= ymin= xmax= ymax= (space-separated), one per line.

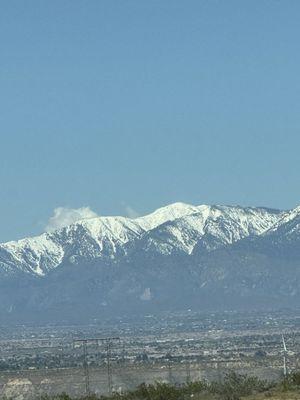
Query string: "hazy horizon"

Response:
xmin=1 ymin=1 xmax=300 ymax=242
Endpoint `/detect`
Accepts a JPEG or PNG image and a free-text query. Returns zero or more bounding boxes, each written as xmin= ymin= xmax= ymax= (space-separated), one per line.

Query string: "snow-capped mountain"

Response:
xmin=0 ymin=203 xmax=195 ymax=277
xmin=0 ymin=216 xmax=148 ymax=276
xmin=0 ymin=203 xmax=282 ymax=276
xmin=135 ymin=202 xmax=200 ymax=230
xmin=1 ymin=202 xmax=300 ymax=323
xmin=263 ymin=205 xmax=300 ymax=241
xmin=138 ymin=205 xmax=282 ymax=255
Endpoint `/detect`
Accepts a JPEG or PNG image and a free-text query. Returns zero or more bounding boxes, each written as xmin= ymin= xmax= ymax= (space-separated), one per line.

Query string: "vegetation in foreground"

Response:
xmin=38 ymin=371 xmax=300 ymax=400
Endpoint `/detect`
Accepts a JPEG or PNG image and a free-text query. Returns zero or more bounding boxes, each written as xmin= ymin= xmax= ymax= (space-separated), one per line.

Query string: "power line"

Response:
xmin=73 ymin=339 xmax=90 ymax=395
xmin=73 ymin=337 xmax=120 ymax=395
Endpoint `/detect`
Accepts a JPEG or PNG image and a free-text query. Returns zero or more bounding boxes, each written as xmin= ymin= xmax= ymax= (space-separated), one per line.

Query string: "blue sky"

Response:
xmin=1 ymin=1 xmax=300 ymax=242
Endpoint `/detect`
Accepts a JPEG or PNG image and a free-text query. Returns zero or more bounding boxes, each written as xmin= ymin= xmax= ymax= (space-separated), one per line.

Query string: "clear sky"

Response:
xmin=1 ymin=0 xmax=300 ymax=242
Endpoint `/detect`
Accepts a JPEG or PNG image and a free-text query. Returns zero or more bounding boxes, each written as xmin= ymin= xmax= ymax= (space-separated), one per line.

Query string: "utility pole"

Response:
xmin=94 ymin=337 xmax=120 ymax=395
xmin=121 ymin=342 xmax=126 ymax=364
xmin=282 ymin=334 xmax=288 ymax=377
xmin=186 ymin=342 xmax=191 ymax=384
xmin=168 ymin=360 xmax=173 ymax=384
xmin=74 ymin=337 xmax=120 ymax=396
xmin=216 ymin=361 xmax=222 ymax=384
xmin=106 ymin=340 xmax=113 ymax=395
xmin=73 ymin=339 xmax=91 ymax=395
xmin=83 ymin=341 xmax=90 ymax=395
xmin=186 ymin=360 xmax=191 ymax=383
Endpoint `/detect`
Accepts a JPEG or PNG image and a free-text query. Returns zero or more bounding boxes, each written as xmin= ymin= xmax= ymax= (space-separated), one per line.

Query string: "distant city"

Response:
xmin=0 ymin=309 xmax=299 ymax=397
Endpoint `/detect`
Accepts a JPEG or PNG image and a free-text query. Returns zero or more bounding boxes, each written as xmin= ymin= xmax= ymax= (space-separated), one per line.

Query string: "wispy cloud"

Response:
xmin=124 ymin=205 xmax=140 ymax=219
xmin=45 ymin=207 xmax=99 ymax=232
xmin=45 ymin=204 xmax=140 ymax=232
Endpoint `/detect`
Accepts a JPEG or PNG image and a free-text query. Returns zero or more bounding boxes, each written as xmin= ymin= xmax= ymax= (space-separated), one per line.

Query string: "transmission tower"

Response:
xmin=74 ymin=337 xmax=120 ymax=395
xmin=186 ymin=360 xmax=191 ymax=383
xmin=216 ymin=360 xmax=222 ymax=384
xmin=167 ymin=360 xmax=173 ymax=384
xmin=185 ymin=342 xmax=191 ymax=384
xmin=73 ymin=339 xmax=91 ymax=395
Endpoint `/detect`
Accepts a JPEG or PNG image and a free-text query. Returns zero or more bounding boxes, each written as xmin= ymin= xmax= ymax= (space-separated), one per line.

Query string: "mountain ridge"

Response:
xmin=0 ymin=202 xmax=284 ymax=276
xmin=0 ymin=202 xmax=300 ymax=323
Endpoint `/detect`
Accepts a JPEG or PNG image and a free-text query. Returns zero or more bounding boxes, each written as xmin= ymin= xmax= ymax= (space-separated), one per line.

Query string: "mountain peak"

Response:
xmin=135 ymin=202 xmax=201 ymax=230
xmin=0 ymin=202 xmax=288 ymax=278
xmin=2 ymin=202 xmax=300 ymax=323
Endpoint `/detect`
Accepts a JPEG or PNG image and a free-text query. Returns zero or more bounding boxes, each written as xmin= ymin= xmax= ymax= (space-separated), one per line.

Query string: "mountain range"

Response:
xmin=0 ymin=202 xmax=299 ymax=323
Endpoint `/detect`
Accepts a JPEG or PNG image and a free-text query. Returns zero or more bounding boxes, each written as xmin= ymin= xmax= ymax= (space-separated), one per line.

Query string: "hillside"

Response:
xmin=0 ymin=202 xmax=300 ymax=323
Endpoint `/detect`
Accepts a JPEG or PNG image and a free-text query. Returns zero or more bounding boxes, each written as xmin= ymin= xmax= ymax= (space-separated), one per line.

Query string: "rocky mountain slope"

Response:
xmin=0 ymin=202 xmax=299 ymax=323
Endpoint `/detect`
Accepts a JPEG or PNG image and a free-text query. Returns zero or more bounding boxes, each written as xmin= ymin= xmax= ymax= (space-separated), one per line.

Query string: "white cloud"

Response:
xmin=124 ymin=205 xmax=140 ymax=219
xmin=45 ymin=207 xmax=99 ymax=232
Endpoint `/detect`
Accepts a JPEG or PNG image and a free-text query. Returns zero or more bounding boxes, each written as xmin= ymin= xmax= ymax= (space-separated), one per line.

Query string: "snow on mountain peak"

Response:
xmin=262 ymin=204 xmax=300 ymax=239
xmin=135 ymin=202 xmax=201 ymax=230
xmin=0 ymin=234 xmax=64 ymax=276
xmin=0 ymin=216 xmax=145 ymax=276
xmin=0 ymin=202 xmax=286 ymax=277
xmin=140 ymin=205 xmax=282 ymax=255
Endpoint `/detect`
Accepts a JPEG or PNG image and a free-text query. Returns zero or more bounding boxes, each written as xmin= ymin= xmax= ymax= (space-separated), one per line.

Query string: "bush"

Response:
xmin=210 ymin=371 xmax=269 ymax=400
xmin=37 ymin=371 xmax=300 ymax=400
xmin=280 ymin=371 xmax=300 ymax=391
xmin=290 ymin=371 xmax=300 ymax=386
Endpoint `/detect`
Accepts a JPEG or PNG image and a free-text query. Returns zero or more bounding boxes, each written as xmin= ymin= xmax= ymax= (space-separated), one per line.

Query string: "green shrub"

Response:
xmin=36 ymin=371 xmax=300 ymax=400
xmin=210 ymin=371 xmax=269 ymax=400
xmin=280 ymin=371 xmax=300 ymax=391
xmin=290 ymin=371 xmax=300 ymax=386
